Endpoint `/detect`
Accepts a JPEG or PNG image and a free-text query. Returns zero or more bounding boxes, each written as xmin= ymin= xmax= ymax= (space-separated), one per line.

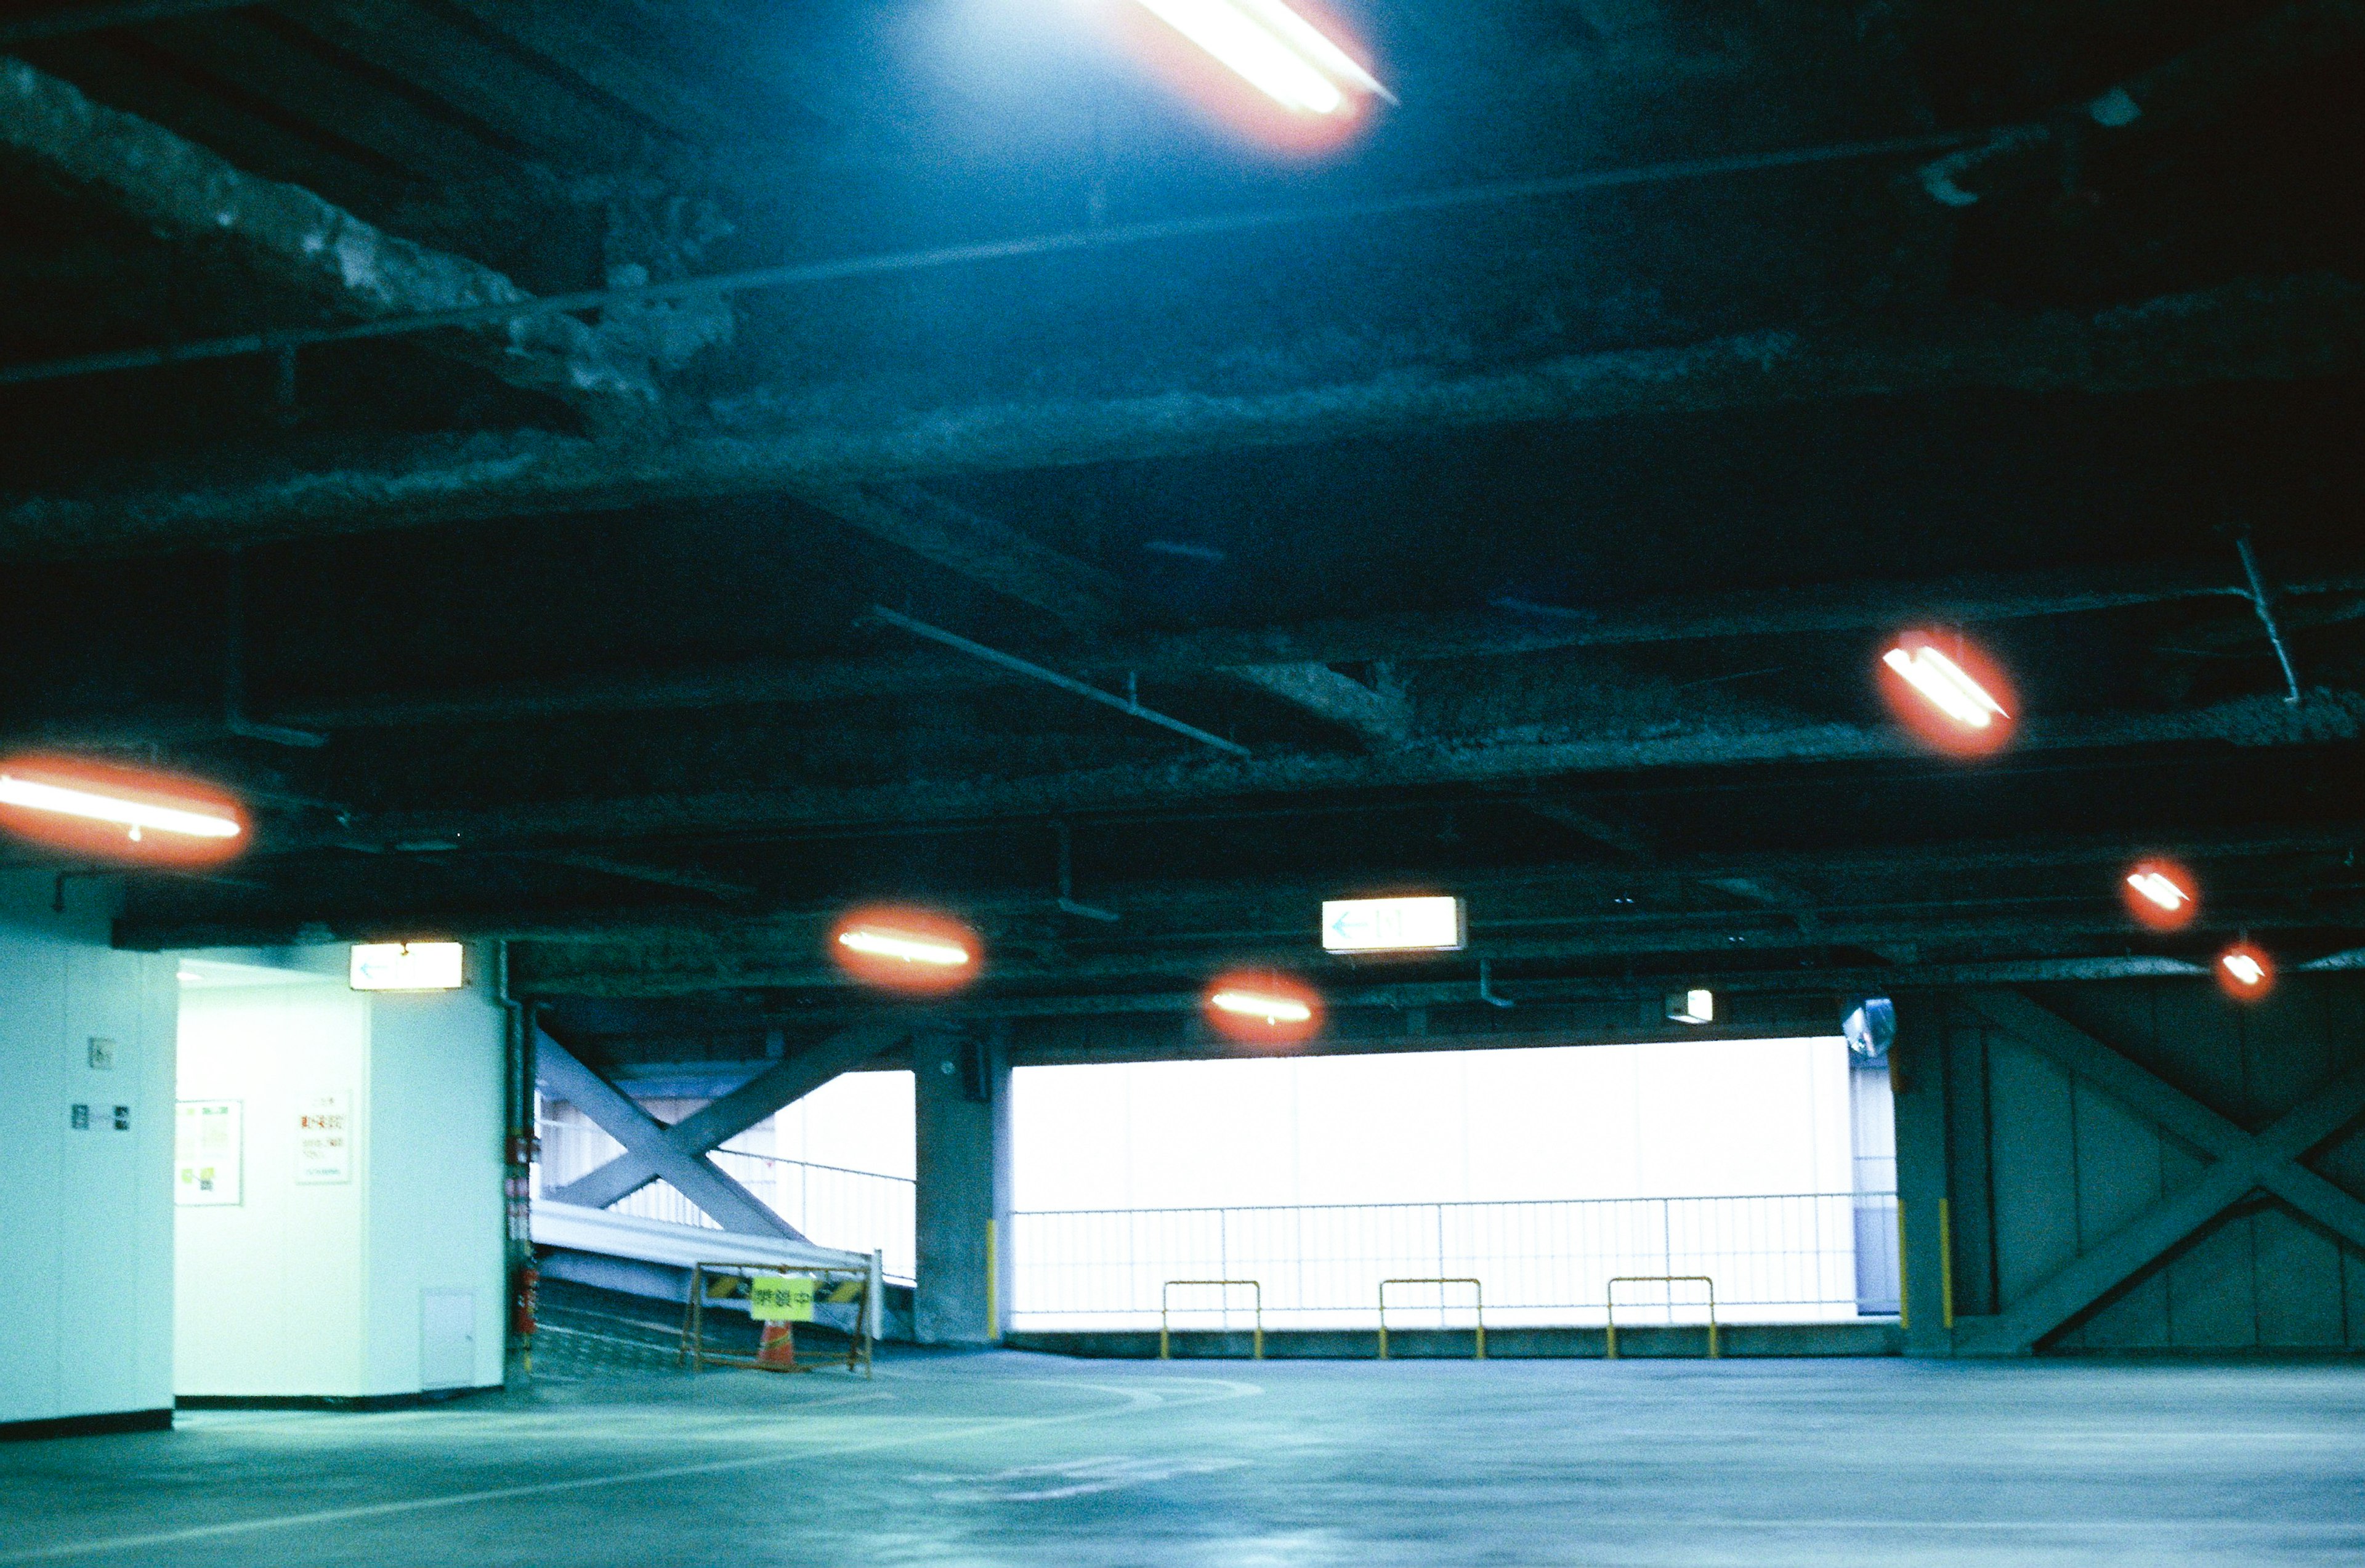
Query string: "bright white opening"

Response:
xmin=1011 ymin=1035 xmax=1883 ymax=1330
xmin=1210 ymin=988 xmax=1313 ymax=1024
xmin=838 ymin=927 xmax=971 ymax=966
xmin=2127 ymin=871 xmax=2187 ymax=911
xmin=0 ymin=772 xmax=240 ymax=839
xmin=1883 ymin=644 xmax=2006 ymax=728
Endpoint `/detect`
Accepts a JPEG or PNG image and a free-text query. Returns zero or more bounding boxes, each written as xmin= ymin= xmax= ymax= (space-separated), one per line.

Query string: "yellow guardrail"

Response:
xmin=1605 ymin=1275 xmax=1718 ymax=1360
xmin=1377 ymin=1277 xmax=1485 ymax=1360
xmin=1159 ymin=1279 xmax=1262 ymax=1360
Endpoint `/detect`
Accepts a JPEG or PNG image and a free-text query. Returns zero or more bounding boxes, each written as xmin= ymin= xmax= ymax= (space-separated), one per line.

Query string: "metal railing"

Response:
xmin=1010 ymin=1191 xmax=1893 ymax=1331
xmin=534 ymin=1118 xmax=916 ymax=1285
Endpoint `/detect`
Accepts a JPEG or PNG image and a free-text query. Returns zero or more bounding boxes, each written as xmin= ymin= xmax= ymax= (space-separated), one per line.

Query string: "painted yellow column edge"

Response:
xmin=1938 ymin=1197 xmax=1955 ymax=1331
xmin=985 ymin=1218 xmax=999 ymax=1342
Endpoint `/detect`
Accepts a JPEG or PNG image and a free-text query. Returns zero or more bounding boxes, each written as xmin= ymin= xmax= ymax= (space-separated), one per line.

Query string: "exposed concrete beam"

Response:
xmin=1522 ymin=798 xmax=1656 ymax=859
xmin=794 ymin=483 xmax=1412 ymax=745
xmin=548 ymin=1022 xmax=908 ymax=1213
xmin=0 ymin=1 xmax=258 ymax=44
xmin=1221 ymin=661 xmax=1409 ymax=748
xmin=1951 ymin=991 xmax=2365 ymax=1354
xmin=533 ymin=1025 xmax=799 ymax=1236
xmin=0 ymin=55 xmax=656 ymax=427
xmin=798 ymin=482 xmax=1125 ymax=634
xmin=25 ymin=560 xmax=2363 ymax=749
xmin=516 ymin=850 xmax=756 ymax=902
xmin=326 ymin=687 xmax=2365 ymax=849
xmin=5 ymin=273 xmax=2359 ymax=558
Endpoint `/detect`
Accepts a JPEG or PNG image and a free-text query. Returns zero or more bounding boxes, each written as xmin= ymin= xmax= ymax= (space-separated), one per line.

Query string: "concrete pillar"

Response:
xmin=912 ymin=1026 xmax=1010 ymax=1344
xmin=1890 ymin=991 xmax=1954 ymax=1356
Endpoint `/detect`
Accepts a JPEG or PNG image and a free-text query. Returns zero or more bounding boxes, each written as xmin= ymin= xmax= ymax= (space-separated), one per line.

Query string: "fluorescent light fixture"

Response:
xmin=1211 ymin=988 xmax=1314 ymax=1025
xmin=838 ymin=927 xmax=972 ymax=968
xmin=1666 ymin=988 xmax=1716 ymax=1025
xmin=0 ymin=771 xmax=239 ymax=841
xmin=349 ymin=942 xmax=464 ymax=992
xmin=2221 ymin=952 xmax=2266 ymax=987
xmin=1322 ymin=895 xmax=1465 ymax=953
xmin=1134 ymin=0 xmax=1386 ymax=115
xmin=2126 ymin=871 xmax=2188 ymax=911
xmin=1882 ymin=644 xmax=2008 ymax=729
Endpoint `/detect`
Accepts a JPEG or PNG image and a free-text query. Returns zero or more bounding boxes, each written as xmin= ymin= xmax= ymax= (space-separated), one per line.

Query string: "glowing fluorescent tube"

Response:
xmin=2222 ymin=952 xmax=2266 ymax=987
xmin=838 ymin=927 xmax=972 ymax=967
xmin=2127 ymin=872 xmax=2187 ymax=911
xmin=0 ymin=771 xmax=240 ymax=840
xmin=1210 ymin=988 xmax=1314 ymax=1024
xmin=1882 ymin=645 xmax=2007 ymax=729
xmin=1133 ymin=0 xmax=1384 ymax=115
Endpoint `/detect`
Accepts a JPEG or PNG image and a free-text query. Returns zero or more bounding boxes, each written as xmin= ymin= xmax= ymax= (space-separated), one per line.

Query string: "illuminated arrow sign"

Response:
xmin=1320 ymin=896 xmax=1465 ymax=953
xmin=349 ymin=942 xmax=465 ymax=992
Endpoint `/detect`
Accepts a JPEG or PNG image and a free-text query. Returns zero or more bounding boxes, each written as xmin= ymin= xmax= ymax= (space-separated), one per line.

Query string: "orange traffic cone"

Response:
xmin=756 ymin=1320 xmax=796 ymax=1370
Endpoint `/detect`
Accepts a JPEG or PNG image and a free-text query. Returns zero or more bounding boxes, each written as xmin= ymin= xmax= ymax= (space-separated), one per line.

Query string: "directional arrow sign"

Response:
xmin=349 ymin=941 xmax=464 ymax=991
xmin=1320 ymin=897 xmax=1465 ymax=954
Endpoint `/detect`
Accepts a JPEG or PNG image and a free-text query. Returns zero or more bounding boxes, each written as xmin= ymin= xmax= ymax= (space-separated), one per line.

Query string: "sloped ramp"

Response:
xmin=532 ymin=1200 xmax=883 ymax=1338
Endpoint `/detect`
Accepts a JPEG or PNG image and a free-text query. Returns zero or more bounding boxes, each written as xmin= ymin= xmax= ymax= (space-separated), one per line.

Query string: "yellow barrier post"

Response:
xmin=1160 ymin=1279 xmax=1262 ymax=1360
xmin=1938 ymin=1198 xmax=1954 ymax=1330
xmin=1605 ymin=1275 xmax=1719 ymax=1360
xmin=1377 ymin=1278 xmax=1486 ymax=1360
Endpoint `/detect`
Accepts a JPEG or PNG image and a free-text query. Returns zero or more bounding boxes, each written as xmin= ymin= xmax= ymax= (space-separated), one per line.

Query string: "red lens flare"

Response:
xmin=1203 ymin=968 xmax=1324 ymax=1048
xmin=1877 ymin=629 xmax=2019 ymax=758
xmin=828 ymin=905 xmax=982 ymax=996
xmin=2122 ymin=857 xmax=2199 ymax=932
xmin=2216 ymin=942 xmax=2274 ymax=1002
xmin=0 ymin=753 xmax=247 ymax=865
xmin=1095 ymin=0 xmax=1386 ymax=156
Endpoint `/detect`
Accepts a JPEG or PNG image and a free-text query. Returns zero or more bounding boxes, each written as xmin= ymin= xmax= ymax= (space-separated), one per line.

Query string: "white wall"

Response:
xmin=0 ymin=872 xmax=177 ymax=1431
xmin=365 ymin=985 xmax=506 ymax=1395
xmin=174 ymin=950 xmax=506 ymax=1398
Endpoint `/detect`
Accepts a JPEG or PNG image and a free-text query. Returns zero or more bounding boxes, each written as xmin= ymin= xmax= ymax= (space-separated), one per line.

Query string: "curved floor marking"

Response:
xmin=0 ymin=1376 xmax=1248 ymax=1564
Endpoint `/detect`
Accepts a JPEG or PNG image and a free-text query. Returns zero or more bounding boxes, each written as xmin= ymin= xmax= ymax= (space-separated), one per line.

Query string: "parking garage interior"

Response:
xmin=2 ymin=0 xmax=2363 ymax=1563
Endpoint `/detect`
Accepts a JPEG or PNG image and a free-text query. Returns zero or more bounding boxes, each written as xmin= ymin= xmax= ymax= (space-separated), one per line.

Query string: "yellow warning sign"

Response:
xmin=749 ymin=1274 xmax=815 ymax=1322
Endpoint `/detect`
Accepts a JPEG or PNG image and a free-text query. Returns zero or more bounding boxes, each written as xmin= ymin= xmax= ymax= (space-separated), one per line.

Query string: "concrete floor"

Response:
xmin=3 ymin=1354 xmax=2361 ymax=1566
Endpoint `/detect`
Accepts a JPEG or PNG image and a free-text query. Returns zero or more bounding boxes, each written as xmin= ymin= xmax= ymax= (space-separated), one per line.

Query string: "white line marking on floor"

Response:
xmin=0 ymin=1380 xmax=1261 ymax=1563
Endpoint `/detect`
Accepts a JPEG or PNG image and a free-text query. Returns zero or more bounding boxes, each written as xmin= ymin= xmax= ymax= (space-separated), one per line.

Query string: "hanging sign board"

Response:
xmin=349 ymin=942 xmax=464 ymax=991
xmin=175 ymin=1100 xmax=242 ymax=1206
xmin=748 ymin=1274 xmax=816 ymax=1322
xmin=1321 ymin=896 xmax=1466 ymax=953
xmin=296 ymin=1091 xmax=353 ymax=1184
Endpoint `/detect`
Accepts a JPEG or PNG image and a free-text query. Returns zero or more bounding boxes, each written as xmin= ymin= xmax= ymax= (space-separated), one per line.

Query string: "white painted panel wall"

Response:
xmin=174 ymin=950 xmax=506 ymax=1397
xmin=173 ymin=977 xmax=372 ymax=1397
xmin=364 ymin=984 xmax=506 ymax=1396
xmin=0 ymin=872 xmax=177 ymax=1429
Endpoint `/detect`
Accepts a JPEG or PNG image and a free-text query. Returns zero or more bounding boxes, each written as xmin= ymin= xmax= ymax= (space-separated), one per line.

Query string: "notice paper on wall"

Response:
xmin=296 ymin=1090 xmax=353 ymax=1184
xmin=176 ymin=1100 xmax=242 ymax=1206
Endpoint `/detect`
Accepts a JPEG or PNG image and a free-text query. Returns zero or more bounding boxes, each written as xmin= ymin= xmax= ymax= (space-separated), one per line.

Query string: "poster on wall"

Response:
xmin=296 ymin=1091 xmax=353 ymax=1184
xmin=175 ymin=1101 xmax=242 ymax=1206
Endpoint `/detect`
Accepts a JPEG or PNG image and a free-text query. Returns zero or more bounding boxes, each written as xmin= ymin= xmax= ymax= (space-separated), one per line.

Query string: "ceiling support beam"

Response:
xmin=533 ymin=1026 xmax=802 ymax=1237
xmin=6 ymin=273 xmax=2359 ymax=559
xmin=0 ymin=55 xmax=656 ymax=427
xmin=322 ymin=686 xmax=2365 ymax=849
xmin=546 ymin=1022 xmax=908 ymax=1214
xmin=1949 ymin=991 xmax=2365 ymax=1354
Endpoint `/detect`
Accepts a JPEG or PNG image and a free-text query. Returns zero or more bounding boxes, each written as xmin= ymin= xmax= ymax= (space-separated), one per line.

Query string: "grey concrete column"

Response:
xmin=1890 ymin=991 xmax=1955 ymax=1356
xmin=912 ymin=1026 xmax=1011 ymax=1344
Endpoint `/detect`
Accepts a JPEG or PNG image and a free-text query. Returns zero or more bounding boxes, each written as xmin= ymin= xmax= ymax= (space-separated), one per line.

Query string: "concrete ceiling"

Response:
xmin=1 ymin=0 xmax=2360 ymax=1038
